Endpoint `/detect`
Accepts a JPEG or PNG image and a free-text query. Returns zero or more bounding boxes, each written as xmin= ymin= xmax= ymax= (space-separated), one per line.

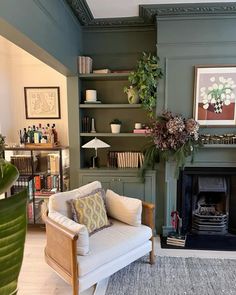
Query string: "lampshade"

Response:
xmin=82 ymin=137 xmax=110 ymax=149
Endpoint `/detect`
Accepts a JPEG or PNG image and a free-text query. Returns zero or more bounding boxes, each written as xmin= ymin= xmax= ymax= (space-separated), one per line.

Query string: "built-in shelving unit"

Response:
xmin=78 ymin=71 xmax=150 ymax=170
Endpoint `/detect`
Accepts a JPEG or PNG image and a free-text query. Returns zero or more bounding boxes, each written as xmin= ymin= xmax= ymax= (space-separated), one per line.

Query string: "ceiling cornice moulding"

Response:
xmin=65 ymin=1 xmax=236 ymax=28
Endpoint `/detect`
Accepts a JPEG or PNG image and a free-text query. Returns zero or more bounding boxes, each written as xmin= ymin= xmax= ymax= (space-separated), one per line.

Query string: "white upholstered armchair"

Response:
xmin=43 ymin=181 xmax=155 ymax=295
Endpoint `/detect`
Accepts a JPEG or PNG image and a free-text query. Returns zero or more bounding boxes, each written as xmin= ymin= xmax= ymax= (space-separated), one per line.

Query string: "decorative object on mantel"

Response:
xmin=194 ymin=65 xmax=236 ymax=126
xmin=142 ymin=111 xmax=202 ymax=177
xmin=124 ymin=52 xmax=163 ymax=117
xmin=201 ymin=133 xmax=236 ymax=145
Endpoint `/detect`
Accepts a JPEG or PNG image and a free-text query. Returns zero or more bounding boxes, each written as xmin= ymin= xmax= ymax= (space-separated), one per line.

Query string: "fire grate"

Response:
xmin=192 ymin=204 xmax=228 ymax=235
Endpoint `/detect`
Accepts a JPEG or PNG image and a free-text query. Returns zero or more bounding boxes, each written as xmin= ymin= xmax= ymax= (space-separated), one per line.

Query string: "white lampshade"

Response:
xmin=82 ymin=137 xmax=110 ymax=149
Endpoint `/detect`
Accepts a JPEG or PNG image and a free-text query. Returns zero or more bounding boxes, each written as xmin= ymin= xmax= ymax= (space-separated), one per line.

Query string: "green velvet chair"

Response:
xmin=0 ymin=158 xmax=27 ymax=295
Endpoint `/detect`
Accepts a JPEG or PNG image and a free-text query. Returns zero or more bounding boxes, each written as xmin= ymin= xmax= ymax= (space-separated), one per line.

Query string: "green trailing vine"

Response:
xmin=124 ymin=52 xmax=163 ymax=117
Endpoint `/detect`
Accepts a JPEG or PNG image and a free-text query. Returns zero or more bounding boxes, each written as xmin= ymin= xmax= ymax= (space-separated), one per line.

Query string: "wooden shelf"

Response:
xmin=79 ymin=103 xmax=142 ymax=109
xmin=80 ymin=132 xmax=148 ymax=137
xmin=79 ymin=73 xmax=130 ymax=80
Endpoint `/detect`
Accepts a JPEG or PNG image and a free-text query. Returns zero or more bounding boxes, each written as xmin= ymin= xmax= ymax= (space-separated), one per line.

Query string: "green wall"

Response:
xmin=156 ymin=15 xmax=236 ymax=233
xmin=0 ymin=0 xmax=82 ymax=74
xmin=83 ymin=27 xmax=156 ymax=70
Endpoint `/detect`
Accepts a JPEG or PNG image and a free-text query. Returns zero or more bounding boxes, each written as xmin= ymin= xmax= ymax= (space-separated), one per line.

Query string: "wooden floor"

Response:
xmin=18 ymin=228 xmax=97 ymax=295
xmin=18 ymin=229 xmax=236 ymax=295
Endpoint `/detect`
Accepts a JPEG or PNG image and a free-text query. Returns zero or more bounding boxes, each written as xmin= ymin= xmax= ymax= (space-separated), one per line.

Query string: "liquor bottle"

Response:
xmin=23 ymin=128 xmax=28 ymax=144
xmin=27 ymin=127 xmax=31 ymax=143
xmin=52 ymin=124 xmax=58 ymax=143
xmin=34 ymin=127 xmax=40 ymax=144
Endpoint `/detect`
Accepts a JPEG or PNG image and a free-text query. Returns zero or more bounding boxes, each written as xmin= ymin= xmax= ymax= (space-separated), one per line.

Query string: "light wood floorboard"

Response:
xmin=18 ymin=229 xmax=236 ymax=294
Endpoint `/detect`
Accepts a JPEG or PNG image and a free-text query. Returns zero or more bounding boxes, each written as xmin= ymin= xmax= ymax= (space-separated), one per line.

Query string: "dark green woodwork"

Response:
xmin=0 ymin=0 xmax=82 ymax=74
xmin=156 ymin=12 xmax=236 ymax=234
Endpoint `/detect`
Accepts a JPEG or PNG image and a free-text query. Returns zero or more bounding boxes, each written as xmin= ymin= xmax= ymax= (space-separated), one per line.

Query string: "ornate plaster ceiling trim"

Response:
xmin=140 ymin=3 xmax=236 ymax=22
xmin=65 ymin=1 xmax=236 ymax=28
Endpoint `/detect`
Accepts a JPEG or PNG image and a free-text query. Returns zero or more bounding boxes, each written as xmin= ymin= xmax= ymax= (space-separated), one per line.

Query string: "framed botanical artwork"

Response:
xmin=193 ymin=65 xmax=236 ymax=126
xmin=24 ymin=87 xmax=61 ymax=119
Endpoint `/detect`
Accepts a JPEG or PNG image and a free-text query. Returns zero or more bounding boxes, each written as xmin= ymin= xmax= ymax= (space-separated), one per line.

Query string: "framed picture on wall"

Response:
xmin=24 ymin=87 xmax=61 ymax=119
xmin=193 ymin=65 xmax=236 ymax=126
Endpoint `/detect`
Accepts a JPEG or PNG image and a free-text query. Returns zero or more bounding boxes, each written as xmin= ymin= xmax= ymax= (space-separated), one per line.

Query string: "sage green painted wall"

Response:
xmin=0 ymin=0 xmax=82 ymax=74
xmin=156 ymin=15 xmax=236 ymax=233
xmin=83 ymin=27 xmax=156 ymax=70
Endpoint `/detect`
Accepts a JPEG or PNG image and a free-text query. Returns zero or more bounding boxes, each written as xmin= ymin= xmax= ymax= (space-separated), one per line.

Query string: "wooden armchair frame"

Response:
xmin=43 ymin=201 xmax=155 ymax=295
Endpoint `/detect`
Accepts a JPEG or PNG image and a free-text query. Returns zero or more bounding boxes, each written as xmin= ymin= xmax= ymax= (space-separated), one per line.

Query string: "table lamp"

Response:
xmin=82 ymin=137 xmax=110 ymax=168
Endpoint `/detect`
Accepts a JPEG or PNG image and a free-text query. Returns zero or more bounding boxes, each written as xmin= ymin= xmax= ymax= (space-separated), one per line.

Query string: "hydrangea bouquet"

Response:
xmin=142 ymin=111 xmax=202 ymax=177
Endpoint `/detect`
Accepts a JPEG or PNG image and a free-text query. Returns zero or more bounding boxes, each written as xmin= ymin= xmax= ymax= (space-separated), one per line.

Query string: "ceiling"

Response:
xmin=66 ymin=0 xmax=236 ymax=27
xmin=86 ymin=0 xmax=233 ymax=19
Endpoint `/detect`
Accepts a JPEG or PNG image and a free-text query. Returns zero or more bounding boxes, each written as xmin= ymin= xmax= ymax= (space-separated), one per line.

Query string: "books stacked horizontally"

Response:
xmin=166 ymin=233 xmax=186 ymax=247
xmin=133 ymin=128 xmax=151 ymax=134
xmin=78 ymin=56 xmax=93 ymax=74
xmin=108 ymin=151 xmax=144 ymax=168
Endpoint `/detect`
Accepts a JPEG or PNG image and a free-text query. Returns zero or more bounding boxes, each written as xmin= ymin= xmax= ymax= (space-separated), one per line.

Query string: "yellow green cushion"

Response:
xmin=72 ymin=191 xmax=110 ymax=234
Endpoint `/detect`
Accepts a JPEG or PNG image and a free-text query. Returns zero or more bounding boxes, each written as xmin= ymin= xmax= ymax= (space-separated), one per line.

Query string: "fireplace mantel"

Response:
xmin=162 ymin=145 xmax=236 ymax=235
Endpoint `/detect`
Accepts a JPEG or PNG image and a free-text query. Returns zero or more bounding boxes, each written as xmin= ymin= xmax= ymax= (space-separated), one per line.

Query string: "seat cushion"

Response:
xmin=48 ymin=181 xmax=102 ymax=218
xmin=106 ymin=189 xmax=142 ymax=226
xmin=78 ymin=219 xmax=152 ymax=277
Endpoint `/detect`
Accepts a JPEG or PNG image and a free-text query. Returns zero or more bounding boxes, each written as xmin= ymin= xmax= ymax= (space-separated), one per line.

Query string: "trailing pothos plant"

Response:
xmin=124 ymin=52 xmax=163 ymax=117
xmin=0 ymin=133 xmax=28 ymax=295
xmin=141 ymin=111 xmax=202 ymax=178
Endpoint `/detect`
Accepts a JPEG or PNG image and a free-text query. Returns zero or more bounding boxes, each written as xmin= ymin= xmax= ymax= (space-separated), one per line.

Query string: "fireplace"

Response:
xmin=177 ymin=167 xmax=236 ymax=236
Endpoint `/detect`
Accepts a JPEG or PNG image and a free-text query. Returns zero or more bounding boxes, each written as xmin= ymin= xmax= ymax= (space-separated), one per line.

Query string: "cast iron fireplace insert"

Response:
xmin=177 ymin=167 xmax=236 ymax=236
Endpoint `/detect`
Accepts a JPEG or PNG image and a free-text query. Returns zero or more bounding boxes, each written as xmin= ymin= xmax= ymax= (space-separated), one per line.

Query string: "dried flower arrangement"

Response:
xmin=142 ymin=111 xmax=202 ymax=177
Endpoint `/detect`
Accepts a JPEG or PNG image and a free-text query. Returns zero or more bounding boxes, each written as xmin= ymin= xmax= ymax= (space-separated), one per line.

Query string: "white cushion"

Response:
xmin=48 ymin=181 xmax=102 ymax=217
xmin=105 ymin=189 xmax=142 ymax=226
xmin=78 ymin=219 xmax=152 ymax=277
xmin=48 ymin=211 xmax=89 ymax=256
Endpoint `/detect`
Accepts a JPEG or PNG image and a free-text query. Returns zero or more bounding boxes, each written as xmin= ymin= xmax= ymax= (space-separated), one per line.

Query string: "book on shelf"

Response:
xmin=166 ymin=233 xmax=186 ymax=247
xmin=108 ymin=151 xmax=144 ymax=168
xmin=78 ymin=56 xmax=93 ymax=74
xmin=92 ymin=69 xmax=111 ymax=74
xmin=133 ymin=129 xmax=151 ymax=134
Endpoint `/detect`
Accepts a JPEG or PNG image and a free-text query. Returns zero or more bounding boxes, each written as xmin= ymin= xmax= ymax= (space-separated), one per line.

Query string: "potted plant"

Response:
xmin=124 ymin=52 xmax=163 ymax=117
xmin=110 ymin=119 xmax=122 ymax=134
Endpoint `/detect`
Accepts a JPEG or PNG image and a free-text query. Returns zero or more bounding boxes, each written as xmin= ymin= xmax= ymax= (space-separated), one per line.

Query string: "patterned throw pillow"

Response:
xmin=71 ymin=190 xmax=110 ymax=235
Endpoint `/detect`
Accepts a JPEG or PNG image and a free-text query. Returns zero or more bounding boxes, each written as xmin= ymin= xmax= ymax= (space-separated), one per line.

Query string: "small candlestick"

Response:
xmin=91 ymin=118 xmax=96 ymax=133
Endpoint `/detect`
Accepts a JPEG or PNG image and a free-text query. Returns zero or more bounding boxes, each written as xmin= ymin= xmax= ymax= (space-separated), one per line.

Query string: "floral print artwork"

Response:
xmin=194 ymin=66 xmax=236 ymax=126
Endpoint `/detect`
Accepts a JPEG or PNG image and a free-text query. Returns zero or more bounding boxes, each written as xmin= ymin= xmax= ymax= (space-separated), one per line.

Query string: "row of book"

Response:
xmin=34 ymin=174 xmax=59 ymax=192
xmin=108 ymin=152 xmax=144 ymax=168
xmin=11 ymin=176 xmax=33 ymax=200
xmin=81 ymin=116 xmax=93 ymax=132
xmin=10 ymin=155 xmax=35 ymax=174
xmin=78 ymin=56 xmax=93 ymax=74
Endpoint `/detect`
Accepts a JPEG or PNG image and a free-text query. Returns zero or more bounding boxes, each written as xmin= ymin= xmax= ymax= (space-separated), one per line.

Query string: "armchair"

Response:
xmin=43 ymin=181 xmax=155 ymax=295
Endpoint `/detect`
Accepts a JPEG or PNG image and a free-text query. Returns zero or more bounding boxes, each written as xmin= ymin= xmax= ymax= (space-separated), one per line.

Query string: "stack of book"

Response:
xmin=166 ymin=234 xmax=186 ymax=247
xmin=78 ymin=56 xmax=93 ymax=74
xmin=107 ymin=151 xmax=144 ymax=168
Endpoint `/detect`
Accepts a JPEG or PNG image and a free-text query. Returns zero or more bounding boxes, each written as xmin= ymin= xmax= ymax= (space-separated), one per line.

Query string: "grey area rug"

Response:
xmin=105 ymin=256 xmax=236 ymax=295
